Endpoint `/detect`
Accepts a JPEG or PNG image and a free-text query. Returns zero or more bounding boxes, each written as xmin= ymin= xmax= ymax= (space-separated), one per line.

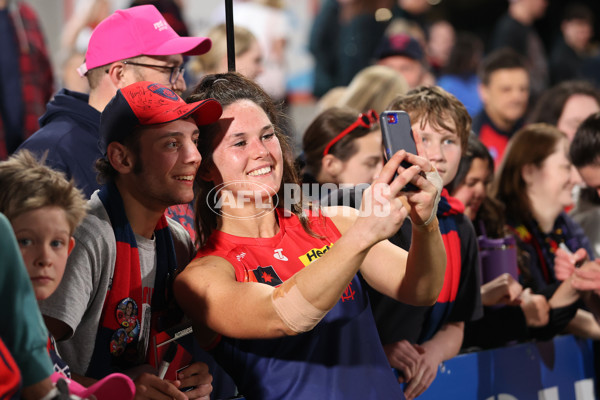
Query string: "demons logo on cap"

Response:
xmin=147 ymin=83 xmax=179 ymax=101
xmin=389 ymin=34 xmax=411 ymax=51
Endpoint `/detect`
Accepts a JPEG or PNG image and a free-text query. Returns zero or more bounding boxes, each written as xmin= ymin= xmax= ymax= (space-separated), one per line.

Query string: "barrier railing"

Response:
xmin=417 ymin=334 xmax=596 ymax=400
xmin=217 ymin=334 xmax=596 ymax=399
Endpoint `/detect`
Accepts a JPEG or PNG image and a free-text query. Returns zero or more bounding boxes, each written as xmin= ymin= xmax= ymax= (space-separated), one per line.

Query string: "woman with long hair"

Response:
xmin=174 ymin=72 xmax=446 ymax=399
xmin=493 ymin=123 xmax=600 ymax=340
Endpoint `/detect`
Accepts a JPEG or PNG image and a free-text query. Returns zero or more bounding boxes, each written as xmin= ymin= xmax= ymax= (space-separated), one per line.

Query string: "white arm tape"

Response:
xmin=421 ymin=169 xmax=443 ymax=226
xmin=272 ymin=285 xmax=327 ymax=334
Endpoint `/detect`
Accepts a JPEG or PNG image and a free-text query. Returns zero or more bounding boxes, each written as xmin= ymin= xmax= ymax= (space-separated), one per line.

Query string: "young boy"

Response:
xmin=0 ymin=150 xmax=88 ymax=378
xmin=0 ymin=151 xmax=135 ymax=400
xmin=369 ymin=86 xmax=482 ymax=400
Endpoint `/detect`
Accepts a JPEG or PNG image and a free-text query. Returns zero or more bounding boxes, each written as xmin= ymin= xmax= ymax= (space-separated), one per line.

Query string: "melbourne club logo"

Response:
xmin=147 ymin=83 xmax=179 ymax=101
xmin=250 ymin=266 xmax=283 ymax=287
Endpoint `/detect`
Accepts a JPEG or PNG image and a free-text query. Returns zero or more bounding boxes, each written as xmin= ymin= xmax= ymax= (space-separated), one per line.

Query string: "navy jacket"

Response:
xmin=18 ymin=89 xmax=101 ymax=197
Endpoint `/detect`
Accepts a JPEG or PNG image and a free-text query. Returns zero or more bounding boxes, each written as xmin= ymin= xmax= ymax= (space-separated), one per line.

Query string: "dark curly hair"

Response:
xmin=187 ymin=72 xmax=315 ymax=247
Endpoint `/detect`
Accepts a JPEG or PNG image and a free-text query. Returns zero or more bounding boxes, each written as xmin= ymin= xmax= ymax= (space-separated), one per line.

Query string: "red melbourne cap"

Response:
xmin=99 ymin=81 xmax=222 ymax=153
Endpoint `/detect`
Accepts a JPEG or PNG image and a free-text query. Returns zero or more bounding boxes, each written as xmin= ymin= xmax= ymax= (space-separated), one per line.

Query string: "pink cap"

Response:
xmin=78 ymin=5 xmax=211 ymax=76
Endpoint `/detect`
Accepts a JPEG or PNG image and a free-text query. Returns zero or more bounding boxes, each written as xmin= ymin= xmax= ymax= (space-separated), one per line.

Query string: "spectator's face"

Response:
xmin=557 ymin=94 xmax=600 ymax=141
xmin=331 ymin=130 xmax=384 ymax=186
xmin=452 ymin=157 xmax=491 ymax=221
xmin=480 ymin=68 xmax=529 ymax=127
xmin=235 ymin=40 xmax=264 ymax=81
xmin=428 ymin=21 xmax=455 ymax=68
xmin=124 ymin=118 xmax=202 ymax=209
xmin=377 ymin=56 xmax=424 ymax=89
xmin=122 ymin=54 xmax=186 ymax=96
xmin=526 ymin=0 xmax=548 ymax=20
xmin=525 ymin=139 xmax=579 ymax=214
xmin=577 ymin=164 xmax=600 ymax=198
xmin=413 ymin=117 xmax=462 ymax=186
xmin=398 ymin=0 xmax=431 ymax=15
xmin=562 ymin=19 xmax=593 ymax=52
xmin=12 ymin=206 xmax=74 ymax=301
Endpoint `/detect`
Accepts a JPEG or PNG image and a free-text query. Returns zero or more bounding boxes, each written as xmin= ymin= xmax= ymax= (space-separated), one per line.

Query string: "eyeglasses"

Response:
xmin=323 ymin=109 xmax=379 ymax=156
xmin=121 ymin=61 xmax=185 ymax=84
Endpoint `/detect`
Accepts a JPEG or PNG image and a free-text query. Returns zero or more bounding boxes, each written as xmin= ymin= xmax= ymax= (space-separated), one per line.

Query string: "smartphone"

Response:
xmin=380 ymin=110 xmax=419 ymax=190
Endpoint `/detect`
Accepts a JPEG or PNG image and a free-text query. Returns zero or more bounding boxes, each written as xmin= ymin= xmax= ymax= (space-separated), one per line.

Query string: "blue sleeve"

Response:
xmin=0 ymin=213 xmax=53 ymax=386
xmin=17 ymin=131 xmax=72 ymax=181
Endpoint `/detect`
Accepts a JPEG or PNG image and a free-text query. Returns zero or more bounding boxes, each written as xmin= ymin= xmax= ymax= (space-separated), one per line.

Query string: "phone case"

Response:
xmin=380 ymin=110 xmax=417 ymax=161
xmin=380 ymin=110 xmax=419 ymax=191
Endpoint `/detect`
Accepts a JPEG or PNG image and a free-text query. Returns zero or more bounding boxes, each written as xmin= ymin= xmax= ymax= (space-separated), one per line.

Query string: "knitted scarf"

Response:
xmin=419 ymin=189 xmax=464 ymax=342
xmin=507 ymin=212 xmax=590 ymax=288
xmin=86 ymin=182 xmax=178 ymax=379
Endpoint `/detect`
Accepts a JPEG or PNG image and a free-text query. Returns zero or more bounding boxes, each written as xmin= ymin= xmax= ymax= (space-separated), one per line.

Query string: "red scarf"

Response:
xmin=86 ymin=182 xmax=179 ymax=378
xmin=419 ymin=189 xmax=464 ymax=342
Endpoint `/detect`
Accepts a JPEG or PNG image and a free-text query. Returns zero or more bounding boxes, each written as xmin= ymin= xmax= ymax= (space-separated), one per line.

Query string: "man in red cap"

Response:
xmin=39 ymin=81 xmax=222 ymax=400
xmin=18 ymin=4 xmax=212 ymax=199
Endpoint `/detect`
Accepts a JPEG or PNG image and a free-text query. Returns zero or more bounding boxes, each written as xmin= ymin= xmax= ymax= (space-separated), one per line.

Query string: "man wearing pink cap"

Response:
xmin=39 ymin=81 xmax=223 ymax=399
xmin=17 ymin=4 xmax=211 ymax=199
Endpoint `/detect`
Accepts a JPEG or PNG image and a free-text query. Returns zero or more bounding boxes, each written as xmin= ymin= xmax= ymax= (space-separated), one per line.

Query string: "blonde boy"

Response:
xmin=0 ymin=150 xmax=88 ymax=379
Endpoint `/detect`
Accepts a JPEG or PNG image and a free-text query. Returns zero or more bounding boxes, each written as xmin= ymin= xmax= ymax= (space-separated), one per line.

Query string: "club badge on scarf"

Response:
xmin=109 ymin=298 xmax=141 ymax=357
xmin=86 ymin=182 xmax=179 ymax=379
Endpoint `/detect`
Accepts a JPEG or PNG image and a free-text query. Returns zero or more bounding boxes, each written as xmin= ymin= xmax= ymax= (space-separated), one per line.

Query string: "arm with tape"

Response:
xmin=271 ymin=152 xmax=445 ymax=333
xmin=175 ymin=152 xmax=444 ymax=337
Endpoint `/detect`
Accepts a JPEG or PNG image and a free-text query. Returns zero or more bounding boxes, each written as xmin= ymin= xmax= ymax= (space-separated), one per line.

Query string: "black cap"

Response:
xmin=375 ymin=33 xmax=424 ymax=61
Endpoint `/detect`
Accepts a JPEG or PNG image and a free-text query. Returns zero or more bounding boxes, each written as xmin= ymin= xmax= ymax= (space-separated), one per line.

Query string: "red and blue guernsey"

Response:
xmin=419 ymin=191 xmax=465 ymax=341
xmin=0 ymin=336 xmax=20 ymax=399
xmin=195 ymin=208 xmax=404 ymax=400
